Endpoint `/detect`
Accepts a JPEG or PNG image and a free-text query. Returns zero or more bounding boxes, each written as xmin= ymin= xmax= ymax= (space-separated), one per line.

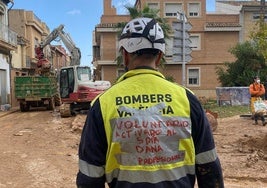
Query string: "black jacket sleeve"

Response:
xmin=76 ymin=99 xmax=107 ymax=188
xmin=186 ymin=90 xmax=224 ymax=188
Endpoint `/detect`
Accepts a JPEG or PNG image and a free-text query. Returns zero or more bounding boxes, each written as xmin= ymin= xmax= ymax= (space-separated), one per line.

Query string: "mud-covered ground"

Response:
xmin=0 ymin=108 xmax=266 ymax=187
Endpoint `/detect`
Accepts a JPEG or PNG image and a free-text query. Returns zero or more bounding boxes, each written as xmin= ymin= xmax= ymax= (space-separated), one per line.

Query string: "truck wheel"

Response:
xmin=20 ymin=103 xmax=30 ymax=112
xmin=47 ymin=97 xmax=55 ymax=110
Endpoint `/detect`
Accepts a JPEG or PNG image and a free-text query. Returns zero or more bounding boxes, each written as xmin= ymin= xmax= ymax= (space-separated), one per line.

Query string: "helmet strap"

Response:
xmin=142 ymin=19 xmax=157 ymax=48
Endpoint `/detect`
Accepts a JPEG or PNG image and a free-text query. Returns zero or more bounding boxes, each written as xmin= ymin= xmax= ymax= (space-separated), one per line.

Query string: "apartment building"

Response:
xmin=93 ymin=0 xmax=244 ymax=99
xmin=9 ymin=9 xmax=51 ymax=74
xmin=0 ymin=0 xmax=17 ymax=106
xmin=50 ymin=45 xmax=69 ymax=71
xmin=8 ymin=9 xmax=49 ymax=106
xmin=8 ymin=9 xmax=70 ymax=106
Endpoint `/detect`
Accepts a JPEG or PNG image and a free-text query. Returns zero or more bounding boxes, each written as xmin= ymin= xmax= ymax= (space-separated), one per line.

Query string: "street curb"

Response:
xmin=0 ymin=108 xmax=20 ymax=118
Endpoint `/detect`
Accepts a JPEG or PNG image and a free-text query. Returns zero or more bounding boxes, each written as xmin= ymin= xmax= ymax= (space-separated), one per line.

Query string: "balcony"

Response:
xmin=0 ymin=22 xmax=17 ymax=54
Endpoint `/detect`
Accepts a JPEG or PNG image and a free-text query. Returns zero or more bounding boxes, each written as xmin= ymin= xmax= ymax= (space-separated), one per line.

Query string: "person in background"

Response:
xmin=76 ymin=17 xmax=224 ymax=188
xmin=249 ymin=76 xmax=267 ymax=126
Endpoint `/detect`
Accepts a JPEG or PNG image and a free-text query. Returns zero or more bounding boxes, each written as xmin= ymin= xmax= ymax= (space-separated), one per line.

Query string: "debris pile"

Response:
xmin=71 ymin=115 xmax=86 ymax=132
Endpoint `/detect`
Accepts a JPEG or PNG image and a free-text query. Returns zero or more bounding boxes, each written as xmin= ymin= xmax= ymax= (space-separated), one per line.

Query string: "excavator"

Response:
xmin=36 ymin=24 xmax=111 ymax=117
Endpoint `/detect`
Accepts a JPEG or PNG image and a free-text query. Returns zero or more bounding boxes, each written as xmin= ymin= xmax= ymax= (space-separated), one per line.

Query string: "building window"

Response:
xmin=188 ymin=3 xmax=200 ymax=17
xmin=147 ymin=3 xmax=160 ymax=16
xmin=34 ymin=38 xmax=39 ymax=57
xmin=34 ymin=38 xmax=39 ymax=47
xmin=0 ymin=5 xmax=4 ymax=15
xmin=165 ymin=3 xmax=182 ymax=17
xmin=188 ymin=68 xmax=200 ymax=86
xmin=147 ymin=3 xmax=159 ymax=10
xmin=252 ymin=13 xmax=267 ymax=21
xmin=0 ymin=5 xmax=5 ymax=24
xmin=190 ymin=34 xmax=201 ymax=50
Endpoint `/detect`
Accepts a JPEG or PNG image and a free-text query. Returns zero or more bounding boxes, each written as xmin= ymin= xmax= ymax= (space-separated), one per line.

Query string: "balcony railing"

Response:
xmin=0 ymin=22 xmax=17 ymax=46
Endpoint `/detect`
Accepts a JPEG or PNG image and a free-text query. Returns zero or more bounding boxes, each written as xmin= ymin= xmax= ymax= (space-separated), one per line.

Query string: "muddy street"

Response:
xmin=0 ymin=109 xmax=82 ymax=188
xmin=0 ymin=109 xmax=266 ymax=188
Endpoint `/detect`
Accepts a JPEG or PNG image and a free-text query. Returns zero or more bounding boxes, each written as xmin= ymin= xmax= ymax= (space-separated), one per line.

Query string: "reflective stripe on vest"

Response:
xmin=79 ymin=159 xmax=105 ymax=178
xmin=195 ymin=148 xmax=218 ymax=164
xmin=106 ymin=165 xmax=195 ymax=184
xmin=79 ymin=158 xmax=195 ymax=184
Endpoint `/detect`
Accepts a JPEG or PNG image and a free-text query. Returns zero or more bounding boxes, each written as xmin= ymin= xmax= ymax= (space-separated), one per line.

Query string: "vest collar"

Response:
xmin=116 ymin=69 xmax=165 ymax=83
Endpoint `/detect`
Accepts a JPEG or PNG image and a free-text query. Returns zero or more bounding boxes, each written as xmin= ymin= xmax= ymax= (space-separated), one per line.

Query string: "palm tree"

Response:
xmin=115 ymin=5 xmax=171 ymax=67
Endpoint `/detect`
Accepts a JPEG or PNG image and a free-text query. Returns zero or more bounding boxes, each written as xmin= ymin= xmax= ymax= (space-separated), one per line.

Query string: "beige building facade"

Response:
xmin=51 ymin=45 xmax=69 ymax=71
xmin=93 ymin=0 xmax=246 ymax=99
xmin=93 ymin=0 xmax=267 ymax=99
xmin=9 ymin=9 xmax=54 ymax=75
xmin=8 ymin=9 xmax=70 ymax=106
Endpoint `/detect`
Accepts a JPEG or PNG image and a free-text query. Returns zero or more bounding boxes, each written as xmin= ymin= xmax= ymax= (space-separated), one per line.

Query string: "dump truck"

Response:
xmin=14 ymin=76 xmax=61 ymax=112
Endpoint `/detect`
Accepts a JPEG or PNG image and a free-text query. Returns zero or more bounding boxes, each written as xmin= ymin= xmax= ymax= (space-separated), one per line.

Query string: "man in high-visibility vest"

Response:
xmin=249 ymin=76 xmax=267 ymax=126
xmin=76 ymin=17 xmax=224 ymax=188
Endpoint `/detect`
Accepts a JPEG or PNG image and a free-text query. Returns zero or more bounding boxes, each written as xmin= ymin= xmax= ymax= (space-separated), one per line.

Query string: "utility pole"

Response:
xmin=172 ymin=11 xmax=192 ymax=86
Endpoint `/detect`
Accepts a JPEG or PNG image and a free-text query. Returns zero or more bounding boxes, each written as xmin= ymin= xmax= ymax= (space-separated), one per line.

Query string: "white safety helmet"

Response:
xmin=118 ymin=17 xmax=165 ymax=54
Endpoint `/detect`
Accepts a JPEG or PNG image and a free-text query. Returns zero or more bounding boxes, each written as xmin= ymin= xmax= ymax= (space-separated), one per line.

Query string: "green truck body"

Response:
xmin=14 ymin=76 xmax=60 ymax=111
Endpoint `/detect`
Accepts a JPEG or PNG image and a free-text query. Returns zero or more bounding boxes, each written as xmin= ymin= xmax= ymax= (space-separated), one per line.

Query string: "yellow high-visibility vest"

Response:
xmin=94 ymin=69 xmax=196 ymax=184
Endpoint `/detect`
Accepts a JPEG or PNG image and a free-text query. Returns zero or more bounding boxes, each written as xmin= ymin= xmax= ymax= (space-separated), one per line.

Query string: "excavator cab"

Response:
xmin=59 ymin=67 xmax=75 ymax=98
